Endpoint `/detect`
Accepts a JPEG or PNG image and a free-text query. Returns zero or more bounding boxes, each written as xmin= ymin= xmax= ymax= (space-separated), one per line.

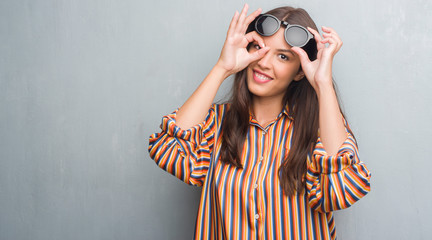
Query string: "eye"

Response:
xmin=278 ymin=54 xmax=289 ymax=61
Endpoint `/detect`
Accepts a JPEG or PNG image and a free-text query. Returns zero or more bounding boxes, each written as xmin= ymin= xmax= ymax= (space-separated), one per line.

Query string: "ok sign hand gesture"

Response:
xmin=216 ymin=4 xmax=270 ymax=77
xmin=291 ymin=26 xmax=343 ymax=92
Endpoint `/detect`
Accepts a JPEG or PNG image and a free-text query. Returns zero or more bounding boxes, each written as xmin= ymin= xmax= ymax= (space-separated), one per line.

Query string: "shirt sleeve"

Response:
xmin=306 ymin=121 xmax=371 ymax=213
xmin=148 ymin=105 xmax=217 ymax=186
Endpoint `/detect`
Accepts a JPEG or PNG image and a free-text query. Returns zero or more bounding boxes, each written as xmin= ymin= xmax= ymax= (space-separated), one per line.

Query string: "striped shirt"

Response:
xmin=148 ymin=103 xmax=371 ymax=240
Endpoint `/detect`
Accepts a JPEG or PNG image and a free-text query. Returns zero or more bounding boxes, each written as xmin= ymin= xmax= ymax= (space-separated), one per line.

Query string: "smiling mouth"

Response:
xmin=253 ymin=70 xmax=273 ymax=83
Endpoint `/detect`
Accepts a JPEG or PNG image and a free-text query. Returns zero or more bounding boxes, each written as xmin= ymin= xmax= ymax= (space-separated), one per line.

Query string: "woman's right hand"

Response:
xmin=176 ymin=5 xmax=269 ymax=130
xmin=216 ymin=4 xmax=270 ymax=77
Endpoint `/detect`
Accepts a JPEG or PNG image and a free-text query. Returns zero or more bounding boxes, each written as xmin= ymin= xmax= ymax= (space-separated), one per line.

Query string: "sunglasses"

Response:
xmin=251 ymin=14 xmax=314 ymax=48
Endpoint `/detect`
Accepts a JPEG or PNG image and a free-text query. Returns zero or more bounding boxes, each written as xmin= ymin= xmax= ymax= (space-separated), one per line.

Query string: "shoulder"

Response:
xmin=210 ymin=103 xmax=230 ymax=115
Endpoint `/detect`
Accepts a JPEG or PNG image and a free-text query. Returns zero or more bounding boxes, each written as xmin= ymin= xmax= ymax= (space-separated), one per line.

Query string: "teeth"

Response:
xmin=255 ymin=71 xmax=271 ymax=80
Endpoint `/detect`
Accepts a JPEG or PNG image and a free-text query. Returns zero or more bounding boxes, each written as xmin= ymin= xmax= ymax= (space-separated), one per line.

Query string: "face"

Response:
xmin=247 ymin=28 xmax=304 ymax=103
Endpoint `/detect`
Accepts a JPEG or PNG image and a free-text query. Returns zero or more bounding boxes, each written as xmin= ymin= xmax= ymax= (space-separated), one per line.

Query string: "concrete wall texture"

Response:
xmin=1 ymin=0 xmax=431 ymax=239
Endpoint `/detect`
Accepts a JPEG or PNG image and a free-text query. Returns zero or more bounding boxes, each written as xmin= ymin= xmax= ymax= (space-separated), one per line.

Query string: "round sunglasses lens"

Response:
xmin=256 ymin=16 xmax=279 ymax=36
xmin=285 ymin=26 xmax=309 ymax=47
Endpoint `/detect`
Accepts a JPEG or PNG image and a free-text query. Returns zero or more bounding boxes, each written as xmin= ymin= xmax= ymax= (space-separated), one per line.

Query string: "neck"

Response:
xmin=251 ymin=95 xmax=284 ymax=127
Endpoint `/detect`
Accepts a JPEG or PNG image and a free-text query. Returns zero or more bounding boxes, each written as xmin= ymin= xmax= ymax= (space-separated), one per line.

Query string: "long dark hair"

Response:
xmin=220 ymin=6 xmax=325 ymax=196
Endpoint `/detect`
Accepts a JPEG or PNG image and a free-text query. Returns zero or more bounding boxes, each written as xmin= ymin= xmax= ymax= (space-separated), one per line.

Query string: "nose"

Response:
xmin=257 ymin=50 xmax=272 ymax=69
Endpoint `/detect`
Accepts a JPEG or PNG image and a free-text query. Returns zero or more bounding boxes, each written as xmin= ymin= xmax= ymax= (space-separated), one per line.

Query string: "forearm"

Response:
xmin=176 ymin=64 xmax=230 ymax=130
xmin=176 ymin=5 xmax=265 ymax=130
xmin=316 ymin=83 xmax=347 ymax=155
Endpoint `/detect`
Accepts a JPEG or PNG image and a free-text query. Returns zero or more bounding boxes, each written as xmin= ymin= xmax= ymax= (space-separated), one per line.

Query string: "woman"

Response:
xmin=149 ymin=4 xmax=371 ymax=240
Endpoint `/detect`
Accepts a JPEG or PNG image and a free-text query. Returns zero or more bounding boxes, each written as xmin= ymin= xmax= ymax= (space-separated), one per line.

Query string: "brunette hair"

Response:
xmin=220 ymin=7 xmax=326 ymax=196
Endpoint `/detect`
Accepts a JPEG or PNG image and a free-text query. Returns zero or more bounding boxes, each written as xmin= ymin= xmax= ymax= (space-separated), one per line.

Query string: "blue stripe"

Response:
xmin=148 ymin=103 xmax=371 ymax=240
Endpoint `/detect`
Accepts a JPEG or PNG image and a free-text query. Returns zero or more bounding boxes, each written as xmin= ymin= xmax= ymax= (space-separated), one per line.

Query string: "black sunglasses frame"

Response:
xmin=252 ymin=14 xmax=314 ymax=48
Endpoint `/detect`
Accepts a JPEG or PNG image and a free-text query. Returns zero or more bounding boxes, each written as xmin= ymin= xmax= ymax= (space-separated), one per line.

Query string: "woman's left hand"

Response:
xmin=291 ymin=26 xmax=343 ymax=92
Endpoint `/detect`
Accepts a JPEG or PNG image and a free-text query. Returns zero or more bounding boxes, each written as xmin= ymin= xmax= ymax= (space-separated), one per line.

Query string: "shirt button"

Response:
xmin=254 ymin=214 xmax=259 ymax=220
xmin=254 ymin=184 xmax=258 ymax=189
xmin=259 ymin=156 xmax=263 ymax=161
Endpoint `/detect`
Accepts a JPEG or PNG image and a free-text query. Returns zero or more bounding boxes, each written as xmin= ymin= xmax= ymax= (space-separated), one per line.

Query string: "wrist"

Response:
xmin=314 ymin=80 xmax=335 ymax=99
xmin=214 ymin=61 xmax=233 ymax=80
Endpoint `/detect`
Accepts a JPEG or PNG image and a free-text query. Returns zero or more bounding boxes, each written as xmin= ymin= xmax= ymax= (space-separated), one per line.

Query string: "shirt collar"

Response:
xmin=281 ymin=104 xmax=293 ymax=120
xmin=249 ymin=104 xmax=293 ymax=127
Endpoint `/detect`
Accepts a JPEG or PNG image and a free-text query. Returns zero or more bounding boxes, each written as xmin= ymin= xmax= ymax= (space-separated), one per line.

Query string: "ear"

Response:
xmin=293 ymin=69 xmax=305 ymax=81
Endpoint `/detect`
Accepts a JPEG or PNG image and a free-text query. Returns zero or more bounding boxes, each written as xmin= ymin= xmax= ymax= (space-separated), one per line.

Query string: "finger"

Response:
xmin=322 ymin=31 xmax=341 ymax=42
xmin=307 ymin=27 xmax=322 ymax=42
xmin=235 ymin=4 xmax=249 ymax=33
xmin=322 ymin=32 xmax=332 ymax=38
xmin=227 ymin=11 xmax=240 ymax=37
xmin=322 ymin=32 xmax=335 ymax=43
xmin=307 ymin=27 xmax=324 ymax=51
xmin=248 ymin=46 xmax=270 ymax=62
xmin=241 ymin=8 xmax=262 ymax=33
xmin=244 ymin=31 xmax=266 ymax=48
xmin=321 ymin=38 xmax=341 ymax=55
xmin=324 ymin=30 xmax=343 ymax=52
xmin=291 ymin=46 xmax=311 ymax=67
xmin=322 ymin=26 xmax=342 ymax=42
xmin=322 ymin=32 xmax=343 ymax=51
xmin=321 ymin=26 xmax=336 ymax=34
xmin=321 ymin=37 xmax=336 ymax=45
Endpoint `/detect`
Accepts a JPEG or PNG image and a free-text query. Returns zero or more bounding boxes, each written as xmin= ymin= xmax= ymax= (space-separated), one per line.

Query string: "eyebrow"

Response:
xmin=276 ymin=49 xmax=295 ymax=55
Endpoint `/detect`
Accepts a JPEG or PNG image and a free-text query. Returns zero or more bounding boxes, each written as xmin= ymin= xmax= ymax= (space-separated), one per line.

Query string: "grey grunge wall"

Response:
xmin=1 ymin=0 xmax=431 ymax=239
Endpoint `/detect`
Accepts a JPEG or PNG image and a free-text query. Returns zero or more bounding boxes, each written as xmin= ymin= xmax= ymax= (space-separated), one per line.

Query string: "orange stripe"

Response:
xmin=148 ymin=103 xmax=371 ymax=239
